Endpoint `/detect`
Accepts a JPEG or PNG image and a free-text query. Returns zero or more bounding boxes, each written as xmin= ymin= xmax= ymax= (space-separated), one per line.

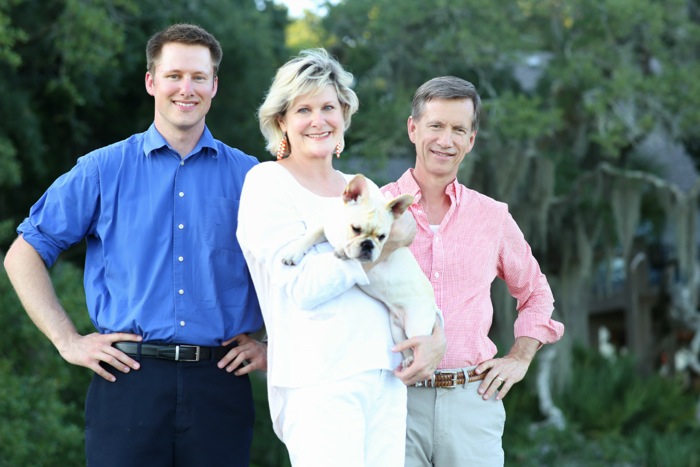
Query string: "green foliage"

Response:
xmin=0 ymin=261 xmax=92 ymax=466
xmin=0 ymin=361 xmax=85 ymax=467
xmin=482 ymin=93 xmax=562 ymax=143
xmin=0 ymin=0 xmax=26 ymax=68
xmin=200 ymin=0 xmax=287 ymax=157
xmin=503 ymin=345 xmax=700 ymax=465
xmin=323 ymin=0 xmax=700 ymax=361
xmin=323 ymin=0 xmax=700 ymax=184
xmin=0 ymin=260 xmax=291 ymax=466
xmin=286 ymin=11 xmax=328 ymax=51
xmin=2 ymin=1 xmax=700 ymax=465
xmin=3 ymin=264 xmax=700 ymax=465
xmin=0 ymin=0 xmax=288 ymax=253
xmin=562 ymin=347 xmax=696 ymax=437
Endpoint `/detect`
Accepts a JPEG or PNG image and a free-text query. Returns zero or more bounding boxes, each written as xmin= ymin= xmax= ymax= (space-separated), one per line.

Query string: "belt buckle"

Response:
xmin=414 ymin=373 xmax=436 ymax=388
xmin=436 ymin=369 xmax=459 ymax=388
xmin=175 ymin=345 xmax=200 ymax=362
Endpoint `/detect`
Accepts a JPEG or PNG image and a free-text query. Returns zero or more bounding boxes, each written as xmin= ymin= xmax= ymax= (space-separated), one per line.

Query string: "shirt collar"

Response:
xmin=143 ymin=124 xmax=219 ymax=159
xmin=395 ymin=168 xmax=463 ymax=204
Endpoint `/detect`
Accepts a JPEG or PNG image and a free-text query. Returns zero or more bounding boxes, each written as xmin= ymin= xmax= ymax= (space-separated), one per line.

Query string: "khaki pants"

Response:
xmin=405 ymin=373 xmax=506 ymax=467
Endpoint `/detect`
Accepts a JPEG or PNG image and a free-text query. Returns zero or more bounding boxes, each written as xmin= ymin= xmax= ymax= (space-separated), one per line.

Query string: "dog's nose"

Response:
xmin=360 ymin=239 xmax=374 ymax=251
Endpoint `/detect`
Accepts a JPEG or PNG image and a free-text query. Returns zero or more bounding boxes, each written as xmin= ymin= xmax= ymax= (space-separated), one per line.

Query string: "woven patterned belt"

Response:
xmin=414 ymin=369 xmax=487 ymax=388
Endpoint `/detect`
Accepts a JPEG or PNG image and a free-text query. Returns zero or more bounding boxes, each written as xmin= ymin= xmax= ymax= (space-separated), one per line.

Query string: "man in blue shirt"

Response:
xmin=3 ymin=23 xmax=266 ymax=467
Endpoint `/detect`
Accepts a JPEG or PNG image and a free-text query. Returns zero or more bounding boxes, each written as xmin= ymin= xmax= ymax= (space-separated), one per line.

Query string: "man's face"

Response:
xmin=145 ymin=42 xmax=218 ymax=138
xmin=408 ymin=98 xmax=477 ymax=181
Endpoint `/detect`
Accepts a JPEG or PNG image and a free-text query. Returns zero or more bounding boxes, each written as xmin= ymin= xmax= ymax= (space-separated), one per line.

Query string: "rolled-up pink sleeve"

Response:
xmin=498 ymin=212 xmax=564 ymax=345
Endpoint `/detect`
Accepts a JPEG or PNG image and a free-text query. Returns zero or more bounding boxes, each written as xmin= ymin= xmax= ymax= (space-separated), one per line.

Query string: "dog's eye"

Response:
xmin=352 ymin=226 xmax=362 ymax=235
xmin=378 ymin=234 xmax=386 ymax=241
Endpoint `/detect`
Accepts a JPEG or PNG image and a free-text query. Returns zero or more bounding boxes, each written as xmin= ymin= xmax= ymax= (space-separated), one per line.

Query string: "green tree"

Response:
xmin=0 ymin=2 xmax=292 ymax=463
xmin=0 ymin=0 xmax=287 ymax=254
xmin=322 ymin=0 xmax=700 ymax=394
xmin=0 ymin=0 xmax=28 ymax=243
xmin=1 ymin=0 xmax=141 ymax=255
xmin=0 ymin=261 xmax=92 ymax=466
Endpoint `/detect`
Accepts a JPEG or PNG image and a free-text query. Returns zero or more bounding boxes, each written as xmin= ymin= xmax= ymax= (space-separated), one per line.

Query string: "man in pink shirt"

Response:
xmin=382 ymin=76 xmax=565 ymax=466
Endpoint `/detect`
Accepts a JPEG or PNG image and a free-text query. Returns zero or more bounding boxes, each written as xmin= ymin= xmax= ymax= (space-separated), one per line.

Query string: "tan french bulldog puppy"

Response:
xmin=282 ymin=174 xmax=438 ymax=368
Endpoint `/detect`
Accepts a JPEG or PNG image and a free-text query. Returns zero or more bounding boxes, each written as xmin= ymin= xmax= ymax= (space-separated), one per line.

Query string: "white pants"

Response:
xmin=277 ymin=369 xmax=407 ymax=467
xmin=405 ymin=372 xmax=506 ymax=467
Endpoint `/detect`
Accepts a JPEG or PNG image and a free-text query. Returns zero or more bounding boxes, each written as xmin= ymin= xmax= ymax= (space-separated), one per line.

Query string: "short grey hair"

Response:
xmin=258 ymin=48 xmax=359 ymax=156
xmin=411 ymin=76 xmax=481 ymax=132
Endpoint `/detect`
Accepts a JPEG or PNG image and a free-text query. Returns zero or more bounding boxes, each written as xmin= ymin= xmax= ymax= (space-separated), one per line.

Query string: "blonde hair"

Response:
xmin=258 ymin=48 xmax=359 ymax=156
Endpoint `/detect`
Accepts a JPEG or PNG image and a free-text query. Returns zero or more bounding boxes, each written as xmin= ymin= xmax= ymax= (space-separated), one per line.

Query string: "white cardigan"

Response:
xmin=237 ymin=162 xmax=400 ymax=391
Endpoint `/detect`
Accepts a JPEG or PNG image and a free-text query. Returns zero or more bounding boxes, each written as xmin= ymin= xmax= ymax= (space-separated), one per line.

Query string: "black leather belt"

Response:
xmin=114 ymin=342 xmax=235 ymax=362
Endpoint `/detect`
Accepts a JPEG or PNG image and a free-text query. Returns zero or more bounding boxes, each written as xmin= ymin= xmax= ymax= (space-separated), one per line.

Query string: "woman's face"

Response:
xmin=279 ymin=84 xmax=345 ymax=161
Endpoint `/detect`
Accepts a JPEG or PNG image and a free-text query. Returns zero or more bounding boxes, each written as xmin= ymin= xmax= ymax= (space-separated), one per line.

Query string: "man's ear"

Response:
xmin=145 ymin=72 xmax=155 ymax=96
xmin=407 ymin=116 xmax=417 ymax=144
xmin=466 ymin=129 xmax=477 ymax=153
xmin=211 ymin=75 xmax=219 ymax=98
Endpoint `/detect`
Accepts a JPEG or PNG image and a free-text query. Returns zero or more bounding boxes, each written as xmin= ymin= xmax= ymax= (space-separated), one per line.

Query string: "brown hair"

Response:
xmin=146 ymin=23 xmax=223 ymax=76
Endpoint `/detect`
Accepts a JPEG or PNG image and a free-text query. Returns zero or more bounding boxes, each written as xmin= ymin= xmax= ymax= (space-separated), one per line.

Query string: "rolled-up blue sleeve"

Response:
xmin=17 ymin=155 xmax=99 ymax=268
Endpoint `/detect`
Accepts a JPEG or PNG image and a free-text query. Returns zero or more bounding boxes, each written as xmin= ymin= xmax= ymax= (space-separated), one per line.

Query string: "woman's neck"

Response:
xmin=279 ymin=156 xmax=346 ymax=197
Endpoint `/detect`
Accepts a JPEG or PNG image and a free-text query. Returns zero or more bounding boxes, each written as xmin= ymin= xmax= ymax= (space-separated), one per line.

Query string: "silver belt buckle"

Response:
xmin=414 ymin=373 xmax=436 ymax=388
xmin=436 ymin=369 xmax=459 ymax=388
xmin=175 ymin=345 xmax=201 ymax=362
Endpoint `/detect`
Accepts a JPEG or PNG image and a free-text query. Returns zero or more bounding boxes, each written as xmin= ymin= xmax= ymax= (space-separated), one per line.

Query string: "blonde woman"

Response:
xmin=237 ymin=49 xmax=444 ymax=466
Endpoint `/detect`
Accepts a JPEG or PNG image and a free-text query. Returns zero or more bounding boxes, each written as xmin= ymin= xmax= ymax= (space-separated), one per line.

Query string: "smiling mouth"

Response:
xmin=306 ymin=131 xmax=331 ymax=139
xmin=175 ymin=102 xmax=196 ymax=108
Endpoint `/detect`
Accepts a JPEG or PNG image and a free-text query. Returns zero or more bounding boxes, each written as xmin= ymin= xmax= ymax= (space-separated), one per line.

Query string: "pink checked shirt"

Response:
xmin=382 ymin=169 xmax=564 ymax=369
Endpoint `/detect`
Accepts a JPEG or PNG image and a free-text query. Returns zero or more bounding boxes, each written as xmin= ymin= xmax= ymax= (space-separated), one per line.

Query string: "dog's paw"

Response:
xmin=281 ymin=254 xmax=300 ymax=266
xmin=281 ymin=245 xmax=307 ymax=266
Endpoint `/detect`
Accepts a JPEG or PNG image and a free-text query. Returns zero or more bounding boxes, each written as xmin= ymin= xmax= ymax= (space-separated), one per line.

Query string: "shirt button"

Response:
xmin=179 ymin=192 xmax=185 ymax=197
xmin=178 ymin=224 xmax=184 ymax=230
xmin=180 ymin=160 xmax=185 ymax=166
xmin=434 ymin=272 xmax=440 ymax=279
xmin=178 ymin=256 xmax=184 ymax=262
xmin=180 ymin=321 xmax=186 ymax=327
xmin=179 ymin=289 xmax=184 ymax=295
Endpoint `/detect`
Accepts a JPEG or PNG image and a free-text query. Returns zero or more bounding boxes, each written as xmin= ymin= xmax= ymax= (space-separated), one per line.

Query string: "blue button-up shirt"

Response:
xmin=18 ymin=124 xmax=263 ymax=345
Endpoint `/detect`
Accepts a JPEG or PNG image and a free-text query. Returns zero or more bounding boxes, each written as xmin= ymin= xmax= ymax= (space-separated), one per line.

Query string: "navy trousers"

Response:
xmin=85 ymin=355 xmax=255 ymax=467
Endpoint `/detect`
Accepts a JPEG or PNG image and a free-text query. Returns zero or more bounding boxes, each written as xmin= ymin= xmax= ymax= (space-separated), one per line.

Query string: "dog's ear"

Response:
xmin=342 ymin=174 xmax=369 ymax=204
xmin=386 ymin=194 xmax=414 ymax=218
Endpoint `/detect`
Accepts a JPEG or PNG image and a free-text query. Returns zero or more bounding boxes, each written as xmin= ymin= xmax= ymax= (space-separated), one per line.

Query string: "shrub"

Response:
xmin=5 ymin=261 xmax=700 ymax=466
xmin=0 ymin=261 xmax=91 ymax=466
xmin=1 ymin=261 xmax=289 ymax=466
xmin=504 ymin=345 xmax=700 ymax=465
